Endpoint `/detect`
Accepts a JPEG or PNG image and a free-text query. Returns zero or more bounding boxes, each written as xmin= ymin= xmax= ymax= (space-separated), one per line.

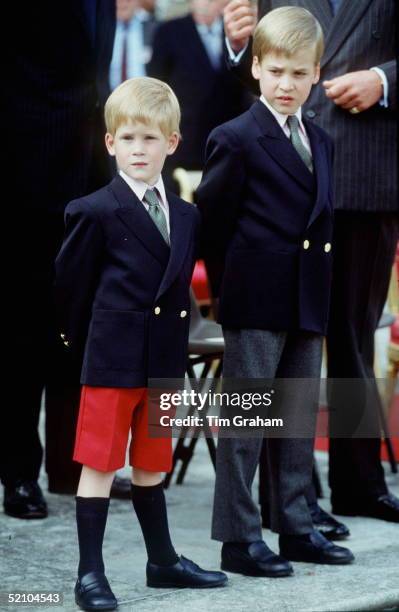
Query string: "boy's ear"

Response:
xmin=105 ymin=133 xmax=115 ymax=156
xmin=251 ymin=56 xmax=261 ymax=81
xmin=313 ymin=63 xmax=321 ymax=85
xmin=166 ymin=132 xmax=180 ymax=156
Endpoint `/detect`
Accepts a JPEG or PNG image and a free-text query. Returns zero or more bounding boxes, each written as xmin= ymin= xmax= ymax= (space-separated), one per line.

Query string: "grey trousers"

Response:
xmin=212 ymin=329 xmax=323 ymax=542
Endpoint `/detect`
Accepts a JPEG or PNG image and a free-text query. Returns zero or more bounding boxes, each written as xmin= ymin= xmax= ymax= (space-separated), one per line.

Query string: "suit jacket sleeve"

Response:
xmin=196 ymin=125 xmax=246 ymax=295
xmin=377 ymin=60 xmax=397 ymax=109
xmin=54 ymin=199 xmax=104 ymax=359
xmin=226 ymin=39 xmax=258 ymax=94
xmin=224 ymin=0 xmax=269 ymax=92
xmin=192 ymin=204 xmax=202 ymax=262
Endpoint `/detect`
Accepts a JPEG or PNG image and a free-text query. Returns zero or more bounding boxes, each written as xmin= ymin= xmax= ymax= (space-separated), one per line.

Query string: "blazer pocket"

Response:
xmin=86 ymin=309 xmax=145 ymax=371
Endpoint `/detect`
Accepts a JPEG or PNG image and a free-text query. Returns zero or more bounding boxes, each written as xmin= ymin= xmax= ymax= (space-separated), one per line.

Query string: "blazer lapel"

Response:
xmin=251 ymin=101 xmax=315 ymax=193
xmin=320 ymin=0 xmax=374 ymax=68
xmin=110 ymin=175 xmax=170 ymax=266
xmin=304 ymin=121 xmax=330 ymax=228
xmin=142 ymin=16 xmax=155 ymax=45
xmin=156 ymin=192 xmax=193 ymax=300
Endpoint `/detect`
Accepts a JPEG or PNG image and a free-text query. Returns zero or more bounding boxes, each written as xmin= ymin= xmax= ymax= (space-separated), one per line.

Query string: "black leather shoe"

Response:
xmin=279 ymin=530 xmax=354 ymax=565
xmin=310 ymin=504 xmax=350 ymax=540
xmin=75 ymin=571 xmax=117 ymax=611
xmin=221 ymin=541 xmax=293 ymax=578
xmin=147 ymin=555 xmax=227 ymax=588
xmin=110 ymin=476 xmax=131 ymax=500
xmin=334 ymin=493 xmax=399 ymax=523
xmin=3 ymin=481 xmax=48 ymax=519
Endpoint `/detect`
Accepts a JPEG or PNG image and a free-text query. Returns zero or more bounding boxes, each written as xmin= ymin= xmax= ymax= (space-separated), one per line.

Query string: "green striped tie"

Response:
xmin=143 ymin=188 xmax=170 ymax=246
xmin=287 ymin=115 xmax=313 ymax=174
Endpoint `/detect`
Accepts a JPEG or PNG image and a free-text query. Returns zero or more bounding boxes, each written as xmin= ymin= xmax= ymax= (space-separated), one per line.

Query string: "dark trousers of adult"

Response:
xmin=327 ymin=210 xmax=399 ymax=507
xmin=212 ymin=329 xmax=323 ymax=543
xmin=258 ymin=211 xmax=398 ymax=514
xmin=1 ymin=211 xmax=82 ymax=492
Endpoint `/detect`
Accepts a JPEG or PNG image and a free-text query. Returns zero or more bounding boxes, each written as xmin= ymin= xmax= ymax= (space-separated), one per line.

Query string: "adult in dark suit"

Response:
xmin=224 ymin=0 xmax=399 ymax=524
xmin=2 ymin=0 xmax=116 ymax=518
xmin=147 ymin=0 xmax=252 ymax=175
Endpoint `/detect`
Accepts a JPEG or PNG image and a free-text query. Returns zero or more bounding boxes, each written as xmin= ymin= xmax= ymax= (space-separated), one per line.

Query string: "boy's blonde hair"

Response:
xmin=253 ymin=7 xmax=324 ymax=64
xmin=105 ymin=77 xmax=181 ymax=137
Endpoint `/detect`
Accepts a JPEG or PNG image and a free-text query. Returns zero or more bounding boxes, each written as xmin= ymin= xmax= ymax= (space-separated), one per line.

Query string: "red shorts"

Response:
xmin=73 ymin=386 xmax=172 ymax=473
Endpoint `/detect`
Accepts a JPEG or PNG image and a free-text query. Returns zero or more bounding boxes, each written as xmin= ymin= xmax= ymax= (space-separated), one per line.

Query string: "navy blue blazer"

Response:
xmin=197 ymin=100 xmax=334 ymax=334
xmin=55 ymin=175 xmax=200 ymax=387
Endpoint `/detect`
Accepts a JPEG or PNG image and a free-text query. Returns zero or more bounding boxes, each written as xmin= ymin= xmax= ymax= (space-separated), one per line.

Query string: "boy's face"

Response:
xmin=252 ymin=48 xmax=320 ymax=115
xmin=106 ymin=121 xmax=179 ymax=186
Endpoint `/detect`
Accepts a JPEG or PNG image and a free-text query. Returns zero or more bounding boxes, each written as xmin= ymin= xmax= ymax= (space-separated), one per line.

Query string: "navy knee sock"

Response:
xmin=76 ymin=496 xmax=109 ymax=578
xmin=131 ymin=483 xmax=179 ymax=566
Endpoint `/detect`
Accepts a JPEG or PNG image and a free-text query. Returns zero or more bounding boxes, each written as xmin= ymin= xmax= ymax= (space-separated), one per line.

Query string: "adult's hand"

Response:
xmin=224 ymin=0 xmax=257 ymax=53
xmin=323 ymin=70 xmax=383 ymax=112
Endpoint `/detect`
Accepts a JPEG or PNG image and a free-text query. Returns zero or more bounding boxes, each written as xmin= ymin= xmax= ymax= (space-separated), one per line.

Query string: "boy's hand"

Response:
xmin=224 ymin=0 xmax=257 ymax=53
xmin=323 ymin=70 xmax=383 ymax=112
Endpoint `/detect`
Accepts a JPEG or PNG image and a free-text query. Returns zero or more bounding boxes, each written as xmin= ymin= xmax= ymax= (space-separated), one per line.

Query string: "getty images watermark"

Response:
xmin=157 ymin=388 xmax=284 ymax=429
xmin=148 ymin=377 xmax=394 ymax=439
xmin=146 ymin=378 xmax=320 ymax=438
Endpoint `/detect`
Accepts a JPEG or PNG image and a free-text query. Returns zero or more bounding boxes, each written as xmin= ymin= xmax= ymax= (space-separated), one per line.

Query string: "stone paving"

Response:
xmin=1 ymin=443 xmax=398 ymax=612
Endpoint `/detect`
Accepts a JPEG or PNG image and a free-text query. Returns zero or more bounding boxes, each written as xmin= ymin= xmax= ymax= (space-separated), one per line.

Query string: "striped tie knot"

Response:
xmin=143 ymin=189 xmax=170 ymax=245
xmin=287 ymin=115 xmax=313 ymax=174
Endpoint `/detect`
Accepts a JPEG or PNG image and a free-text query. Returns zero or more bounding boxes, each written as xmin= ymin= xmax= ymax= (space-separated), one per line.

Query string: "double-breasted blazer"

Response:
xmin=55 ymin=175 xmax=200 ymax=387
xmin=197 ymin=100 xmax=334 ymax=334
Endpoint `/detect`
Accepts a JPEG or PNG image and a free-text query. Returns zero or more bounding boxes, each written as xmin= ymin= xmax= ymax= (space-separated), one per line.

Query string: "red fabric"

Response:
xmin=73 ymin=386 xmax=172 ymax=473
xmin=191 ymin=260 xmax=210 ymax=303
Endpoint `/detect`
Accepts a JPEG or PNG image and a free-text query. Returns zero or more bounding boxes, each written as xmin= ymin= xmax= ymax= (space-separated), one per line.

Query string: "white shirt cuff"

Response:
xmin=225 ymin=36 xmax=248 ymax=64
xmin=370 ymin=67 xmax=389 ymax=108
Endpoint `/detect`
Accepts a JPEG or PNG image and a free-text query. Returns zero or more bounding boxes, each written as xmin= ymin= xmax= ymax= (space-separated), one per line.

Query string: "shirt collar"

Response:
xmin=119 ymin=170 xmax=167 ymax=206
xmin=136 ymin=9 xmax=151 ymax=22
xmin=118 ymin=9 xmax=147 ymax=29
xmin=260 ymin=95 xmax=304 ymax=131
xmin=196 ymin=17 xmax=223 ymax=35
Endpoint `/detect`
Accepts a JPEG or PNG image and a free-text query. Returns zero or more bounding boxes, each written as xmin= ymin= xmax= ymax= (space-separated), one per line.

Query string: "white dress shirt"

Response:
xmin=260 ymin=95 xmax=312 ymax=154
xmin=119 ymin=170 xmax=170 ymax=236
